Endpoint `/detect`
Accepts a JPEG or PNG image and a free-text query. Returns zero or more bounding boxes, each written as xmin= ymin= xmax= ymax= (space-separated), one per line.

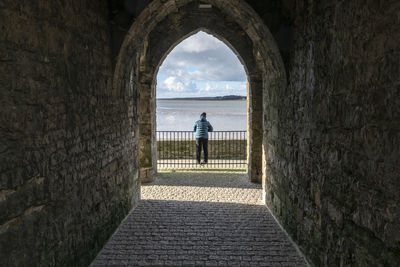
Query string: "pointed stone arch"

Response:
xmin=113 ymin=0 xmax=286 ymax=193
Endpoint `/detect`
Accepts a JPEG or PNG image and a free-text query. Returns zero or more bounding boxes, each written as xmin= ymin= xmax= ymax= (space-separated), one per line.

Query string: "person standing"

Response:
xmin=193 ymin=112 xmax=213 ymax=164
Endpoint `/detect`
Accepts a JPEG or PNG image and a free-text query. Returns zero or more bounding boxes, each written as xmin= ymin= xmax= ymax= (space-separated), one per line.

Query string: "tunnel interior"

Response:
xmin=0 ymin=0 xmax=399 ymax=266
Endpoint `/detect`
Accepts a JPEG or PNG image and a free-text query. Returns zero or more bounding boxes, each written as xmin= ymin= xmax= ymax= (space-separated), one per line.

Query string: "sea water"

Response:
xmin=156 ymin=99 xmax=247 ymax=131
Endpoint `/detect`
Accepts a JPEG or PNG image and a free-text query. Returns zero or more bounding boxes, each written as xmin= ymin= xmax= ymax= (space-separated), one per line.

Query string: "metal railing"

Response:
xmin=157 ymin=131 xmax=247 ymax=169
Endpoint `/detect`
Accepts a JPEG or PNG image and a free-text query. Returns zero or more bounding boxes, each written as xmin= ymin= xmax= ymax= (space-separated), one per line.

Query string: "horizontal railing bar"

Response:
xmin=156 ymin=131 xmax=247 ymax=132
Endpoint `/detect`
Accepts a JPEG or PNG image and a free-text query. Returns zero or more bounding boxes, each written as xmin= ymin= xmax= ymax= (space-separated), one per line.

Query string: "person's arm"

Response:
xmin=193 ymin=122 xmax=197 ymax=132
xmin=208 ymin=122 xmax=213 ymax=132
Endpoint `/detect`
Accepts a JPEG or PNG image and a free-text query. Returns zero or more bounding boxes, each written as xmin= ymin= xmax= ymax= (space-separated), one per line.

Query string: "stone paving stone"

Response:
xmin=91 ymin=172 xmax=308 ymax=266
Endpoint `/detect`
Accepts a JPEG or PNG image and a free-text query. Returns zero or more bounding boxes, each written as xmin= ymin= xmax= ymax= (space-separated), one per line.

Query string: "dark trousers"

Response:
xmin=196 ymin=138 xmax=208 ymax=163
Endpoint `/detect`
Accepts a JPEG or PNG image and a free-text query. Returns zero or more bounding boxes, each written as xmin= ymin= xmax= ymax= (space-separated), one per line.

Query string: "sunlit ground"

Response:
xmin=142 ymin=171 xmax=262 ymax=205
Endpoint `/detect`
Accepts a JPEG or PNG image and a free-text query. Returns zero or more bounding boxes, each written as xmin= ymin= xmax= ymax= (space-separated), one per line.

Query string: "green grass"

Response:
xmin=157 ymin=140 xmax=246 ymax=160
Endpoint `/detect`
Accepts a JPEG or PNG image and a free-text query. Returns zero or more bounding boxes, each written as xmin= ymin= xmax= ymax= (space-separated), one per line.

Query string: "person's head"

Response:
xmin=201 ymin=112 xmax=206 ymax=118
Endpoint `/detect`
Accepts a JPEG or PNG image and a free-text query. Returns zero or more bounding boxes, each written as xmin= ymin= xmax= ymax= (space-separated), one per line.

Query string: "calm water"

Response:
xmin=156 ymin=100 xmax=247 ymax=131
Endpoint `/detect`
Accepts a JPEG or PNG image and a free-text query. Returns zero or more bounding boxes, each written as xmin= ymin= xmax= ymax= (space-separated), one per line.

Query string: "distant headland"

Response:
xmin=157 ymin=95 xmax=246 ymax=100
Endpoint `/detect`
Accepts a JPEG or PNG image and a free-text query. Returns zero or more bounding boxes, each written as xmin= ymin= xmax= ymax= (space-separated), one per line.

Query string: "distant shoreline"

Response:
xmin=157 ymin=95 xmax=246 ymax=101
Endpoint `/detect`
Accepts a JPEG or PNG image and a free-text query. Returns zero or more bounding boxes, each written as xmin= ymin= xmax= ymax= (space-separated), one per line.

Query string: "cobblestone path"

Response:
xmin=91 ymin=172 xmax=308 ymax=266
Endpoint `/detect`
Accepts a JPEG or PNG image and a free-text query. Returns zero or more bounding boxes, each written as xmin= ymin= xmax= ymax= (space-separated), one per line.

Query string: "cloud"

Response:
xmin=197 ymin=81 xmax=246 ymax=96
xmin=179 ymin=32 xmax=222 ymax=53
xmin=164 ymin=77 xmax=184 ymax=92
xmin=158 ymin=31 xmax=247 ymax=82
xmin=159 ymin=76 xmax=197 ymax=93
xmin=156 ymin=31 xmax=247 ymax=98
xmin=157 ymin=80 xmax=246 ymax=98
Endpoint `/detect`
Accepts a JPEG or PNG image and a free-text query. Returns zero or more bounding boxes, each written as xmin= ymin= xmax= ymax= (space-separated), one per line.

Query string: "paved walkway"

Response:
xmin=91 ymin=172 xmax=308 ymax=266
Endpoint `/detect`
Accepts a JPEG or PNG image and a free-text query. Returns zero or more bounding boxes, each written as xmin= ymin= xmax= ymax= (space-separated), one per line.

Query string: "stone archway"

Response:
xmin=145 ymin=26 xmax=260 ymax=181
xmin=113 ymin=0 xmax=286 ymax=194
xmin=140 ymin=21 xmax=263 ymax=184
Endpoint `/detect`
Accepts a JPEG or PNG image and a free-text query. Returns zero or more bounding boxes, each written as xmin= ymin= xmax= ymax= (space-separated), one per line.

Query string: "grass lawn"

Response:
xmin=157 ymin=140 xmax=246 ymax=160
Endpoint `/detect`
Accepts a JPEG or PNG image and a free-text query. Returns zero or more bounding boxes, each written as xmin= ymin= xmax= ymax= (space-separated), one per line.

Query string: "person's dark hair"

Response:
xmin=201 ymin=112 xmax=206 ymax=117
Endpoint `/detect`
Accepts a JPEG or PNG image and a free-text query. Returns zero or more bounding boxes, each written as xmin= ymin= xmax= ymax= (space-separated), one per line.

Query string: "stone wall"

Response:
xmin=261 ymin=0 xmax=400 ymax=266
xmin=0 ymin=1 xmax=139 ymax=266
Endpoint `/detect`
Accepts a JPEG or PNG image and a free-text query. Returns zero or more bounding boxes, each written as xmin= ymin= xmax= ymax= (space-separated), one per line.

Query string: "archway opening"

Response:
xmin=155 ymin=31 xmax=248 ymax=170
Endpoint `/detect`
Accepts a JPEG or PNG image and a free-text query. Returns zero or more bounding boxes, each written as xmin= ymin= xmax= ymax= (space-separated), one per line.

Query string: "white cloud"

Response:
xmin=179 ymin=32 xmax=222 ymax=53
xmin=157 ymin=81 xmax=246 ymax=98
xmin=160 ymin=76 xmax=198 ymax=94
xmin=157 ymin=31 xmax=247 ymax=98
xmin=164 ymin=77 xmax=184 ymax=92
xmin=159 ymin=31 xmax=247 ymax=82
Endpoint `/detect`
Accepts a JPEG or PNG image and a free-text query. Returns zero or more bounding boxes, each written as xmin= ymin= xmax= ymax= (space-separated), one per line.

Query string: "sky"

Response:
xmin=156 ymin=31 xmax=247 ymax=98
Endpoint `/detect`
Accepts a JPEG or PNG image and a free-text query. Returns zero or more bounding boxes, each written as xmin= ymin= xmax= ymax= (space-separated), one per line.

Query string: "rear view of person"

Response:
xmin=193 ymin=112 xmax=213 ymax=165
